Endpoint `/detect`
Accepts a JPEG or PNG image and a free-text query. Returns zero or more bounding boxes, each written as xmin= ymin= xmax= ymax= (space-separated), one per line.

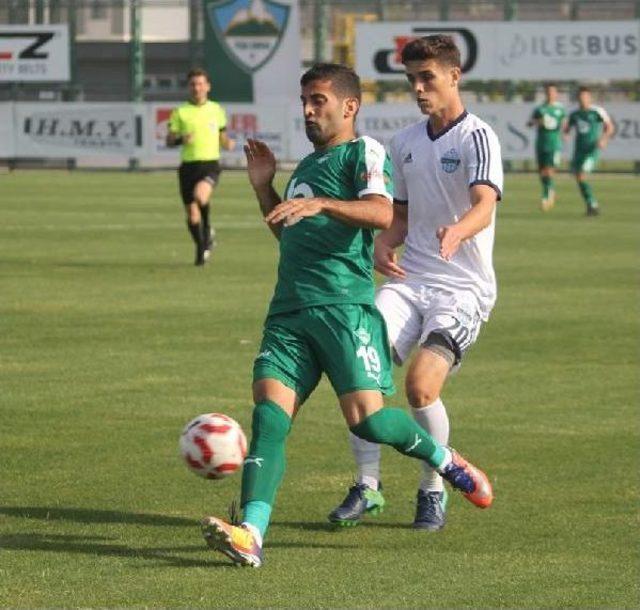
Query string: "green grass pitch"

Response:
xmin=1 ymin=169 xmax=638 ymax=608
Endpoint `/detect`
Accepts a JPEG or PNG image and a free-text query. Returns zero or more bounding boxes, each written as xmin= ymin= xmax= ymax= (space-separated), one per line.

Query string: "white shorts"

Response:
xmin=375 ymin=281 xmax=483 ymax=367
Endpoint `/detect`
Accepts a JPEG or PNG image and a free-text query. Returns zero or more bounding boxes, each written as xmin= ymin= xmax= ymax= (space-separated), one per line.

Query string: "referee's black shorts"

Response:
xmin=178 ymin=160 xmax=221 ymax=205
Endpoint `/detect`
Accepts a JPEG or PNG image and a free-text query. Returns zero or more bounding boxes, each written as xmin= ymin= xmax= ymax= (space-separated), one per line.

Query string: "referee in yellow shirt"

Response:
xmin=166 ymin=68 xmax=235 ymax=265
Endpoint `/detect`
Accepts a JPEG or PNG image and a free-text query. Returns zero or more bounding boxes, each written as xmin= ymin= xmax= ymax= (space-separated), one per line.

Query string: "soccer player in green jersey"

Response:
xmin=564 ymin=86 xmax=613 ymax=216
xmin=527 ymin=83 xmax=566 ymax=211
xmin=166 ymin=68 xmax=235 ymax=265
xmin=200 ymin=63 xmax=493 ymax=568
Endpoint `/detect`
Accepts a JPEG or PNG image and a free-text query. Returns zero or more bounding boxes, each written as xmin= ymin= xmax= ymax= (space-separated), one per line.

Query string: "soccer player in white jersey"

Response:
xmin=329 ymin=35 xmax=503 ymax=531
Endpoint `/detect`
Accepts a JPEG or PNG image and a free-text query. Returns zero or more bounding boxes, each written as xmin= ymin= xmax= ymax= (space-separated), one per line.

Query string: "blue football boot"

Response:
xmin=413 ymin=488 xmax=448 ymax=531
xmin=328 ymin=483 xmax=385 ymax=527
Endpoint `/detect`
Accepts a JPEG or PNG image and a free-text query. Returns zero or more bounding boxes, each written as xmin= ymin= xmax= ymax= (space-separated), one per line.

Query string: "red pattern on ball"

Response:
xmin=193 ymin=434 xmax=213 ymax=464
xmin=198 ymin=422 xmax=232 ymax=434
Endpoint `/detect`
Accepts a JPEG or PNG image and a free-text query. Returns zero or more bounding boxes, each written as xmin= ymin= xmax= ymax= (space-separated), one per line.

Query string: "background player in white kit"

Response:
xmin=329 ymin=35 xmax=503 ymax=531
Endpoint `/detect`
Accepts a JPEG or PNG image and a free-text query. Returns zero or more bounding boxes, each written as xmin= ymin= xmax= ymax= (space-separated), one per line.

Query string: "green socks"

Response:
xmin=578 ymin=180 xmax=596 ymax=206
xmin=350 ymin=408 xmax=446 ymax=469
xmin=241 ymin=400 xmax=291 ymax=538
xmin=541 ymin=175 xmax=553 ymax=199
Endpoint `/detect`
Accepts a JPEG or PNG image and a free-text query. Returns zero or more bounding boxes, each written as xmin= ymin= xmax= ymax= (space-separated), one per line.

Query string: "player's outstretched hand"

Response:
xmin=436 ymin=225 xmax=464 ymax=261
xmin=244 ymin=138 xmax=276 ymax=190
xmin=374 ymin=239 xmax=405 ymax=278
xmin=264 ymin=197 xmax=325 ymax=227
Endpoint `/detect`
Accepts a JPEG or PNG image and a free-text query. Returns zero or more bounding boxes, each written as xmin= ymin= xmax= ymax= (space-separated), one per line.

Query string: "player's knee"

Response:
xmin=405 ymin=380 xmax=440 ymax=409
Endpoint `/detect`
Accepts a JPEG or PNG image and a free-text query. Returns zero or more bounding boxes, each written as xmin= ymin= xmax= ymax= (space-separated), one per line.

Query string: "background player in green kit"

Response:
xmin=564 ymin=86 xmax=613 ymax=217
xmin=527 ymin=83 xmax=566 ymax=211
xmin=167 ymin=68 xmax=235 ymax=265
xmin=199 ymin=63 xmax=493 ymax=568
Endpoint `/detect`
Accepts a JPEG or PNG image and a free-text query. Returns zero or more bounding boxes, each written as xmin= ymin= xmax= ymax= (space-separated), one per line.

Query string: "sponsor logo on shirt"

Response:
xmin=403 ymin=152 xmax=413 ymax=164
xmin=359 ymin=169 xmax=384 ymax=181
xmin=440 ymin=148 xmax=461 ymax=173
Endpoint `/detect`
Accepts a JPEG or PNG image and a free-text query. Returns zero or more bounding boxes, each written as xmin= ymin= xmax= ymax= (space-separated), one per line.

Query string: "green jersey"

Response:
xmin=531 ymin=102 xmax=566 ymax=152
xmin=268 ymin=136 xmax=393 ymax=317
xmin=568 ymin=106 xmax=610 ymax=155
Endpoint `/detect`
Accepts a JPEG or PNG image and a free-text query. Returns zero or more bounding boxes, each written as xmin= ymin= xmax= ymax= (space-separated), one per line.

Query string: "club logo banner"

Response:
xmin=0 ymin=24 xmax=69 ymax=82
xmin=203 ymin=0 xmax=301 ymax=103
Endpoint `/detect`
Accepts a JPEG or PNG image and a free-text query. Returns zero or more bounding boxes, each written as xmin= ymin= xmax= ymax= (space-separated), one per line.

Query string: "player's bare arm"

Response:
xmin=437 ymin=184 xmax=498 ymax=261
xmin=374 ymin=203 xmax=408 ymax=279
xmin=265 ymin=194 xmax=392 ymax=230
xmin=245 ymin=138 xmax=283 ymax=239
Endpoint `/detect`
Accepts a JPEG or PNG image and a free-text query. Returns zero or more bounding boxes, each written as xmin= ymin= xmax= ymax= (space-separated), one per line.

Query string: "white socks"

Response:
xmin=413 ymin=398 xmax=450 ymax=493
xmin=348 ymin=432 xmax=381 ymax=490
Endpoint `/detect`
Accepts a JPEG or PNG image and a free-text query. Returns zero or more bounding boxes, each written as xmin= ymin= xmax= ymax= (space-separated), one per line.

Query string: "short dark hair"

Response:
xmin=578 ymin=85 xmax=591 ymax=94
xmin=187 ymin=67 xmax=210 ymax=82
xmin=401 ymin=34 xmax=461 ymax=68
xmin=300 ymin=63 xmax=361 ymax=103
xmin=544 ymin=82 xmax=557 ymax=89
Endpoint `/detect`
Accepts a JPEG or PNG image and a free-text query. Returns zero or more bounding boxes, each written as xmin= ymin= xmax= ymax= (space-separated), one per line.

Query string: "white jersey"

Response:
xmin=389 ymin=110 xmax=503 ymax=320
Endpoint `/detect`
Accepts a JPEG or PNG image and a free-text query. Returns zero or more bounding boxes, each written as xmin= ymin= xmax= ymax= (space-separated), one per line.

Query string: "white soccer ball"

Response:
xmin=179 ymin=413 xmax=247 ymax=480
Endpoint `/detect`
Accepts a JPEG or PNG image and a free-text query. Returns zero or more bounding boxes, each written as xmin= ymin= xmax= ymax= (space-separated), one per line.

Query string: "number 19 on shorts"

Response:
xmin=357 ymin=345 xmax=382 ymax=383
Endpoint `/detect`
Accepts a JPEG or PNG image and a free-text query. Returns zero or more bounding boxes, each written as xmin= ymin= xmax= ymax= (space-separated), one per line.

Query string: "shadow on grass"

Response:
xmin=0 ymin=533 xmax=228 ymax=568
xmin=0 ymin=532 xmax=357 ymax=568
xmin=273 ymin=520 xmax=413 ymax=532
xmin=0 ymin=506 xmax=197 ymax=527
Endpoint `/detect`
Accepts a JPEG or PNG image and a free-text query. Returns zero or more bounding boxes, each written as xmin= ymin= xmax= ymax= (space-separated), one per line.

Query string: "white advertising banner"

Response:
xmin=15 ymin=103 xmax=140 ymax=156
xmin=0 ymin=25 xmax=70 ymax=82
xmin=3 ymin=101 xmax=639 ymax=162
xmin=0 ymin=103 xmax=15 ymax=156
xmin=470 ymin=102 xmax=640 ymax=161
xmin=356 ymin=21 xmax=640 ymax=81
xmin=290 ymin=102 xmax=640 ymax=162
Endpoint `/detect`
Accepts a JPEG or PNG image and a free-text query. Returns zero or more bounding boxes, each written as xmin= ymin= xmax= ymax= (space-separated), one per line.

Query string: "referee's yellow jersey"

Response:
xmin=168 ymin=100 xmax=227 ymax=162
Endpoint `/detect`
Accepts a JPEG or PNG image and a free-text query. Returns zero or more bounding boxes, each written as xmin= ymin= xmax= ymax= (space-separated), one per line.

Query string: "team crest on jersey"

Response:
xmin=440 ymin=148 xmax=461 ymax=173
xmin=353 ymin=327 xmax=371 ymax=346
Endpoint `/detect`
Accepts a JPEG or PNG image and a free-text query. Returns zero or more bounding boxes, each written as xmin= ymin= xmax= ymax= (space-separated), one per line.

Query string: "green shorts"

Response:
xmin=571 ymin=150 xmax=600 ymax=174
xmin=253 ymin=303 xmax=395 ymax=404
xmin=536 ymin=148 xmax=561 ymax=170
